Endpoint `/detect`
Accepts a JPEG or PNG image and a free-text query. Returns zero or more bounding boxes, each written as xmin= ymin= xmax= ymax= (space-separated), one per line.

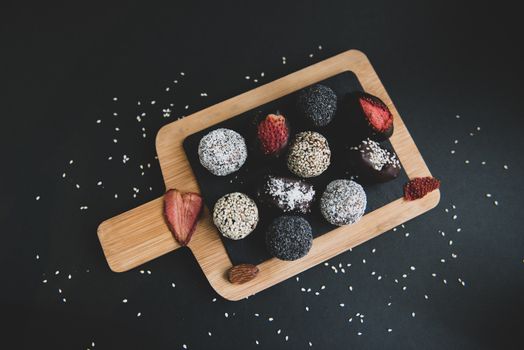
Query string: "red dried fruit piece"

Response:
xmin=257 ymin=113 xmax=290 ymax=156
xmin=403 ymin=176 xmax=440 ymax=201
xmin=164 ymin=189 xmax=203 ymax=246
xmin=357 ymin=92 xmax=394 ymax=139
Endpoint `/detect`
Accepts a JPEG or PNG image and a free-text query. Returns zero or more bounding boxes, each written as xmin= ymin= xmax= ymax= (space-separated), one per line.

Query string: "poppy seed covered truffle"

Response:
xmin=320 ymin=179 xmax=367 ymax=226
xmin=287 ymin=131 xmax=331 ymax=178
xmin=297 ymin=84 xmax=337 ymax=127
xmin=265 ymin=215 xmax=313 ymax=261
xmin=198 ymin=128 xmax=247 ymax=176
xmin=213 ymin=192 xmax=258 ymax=240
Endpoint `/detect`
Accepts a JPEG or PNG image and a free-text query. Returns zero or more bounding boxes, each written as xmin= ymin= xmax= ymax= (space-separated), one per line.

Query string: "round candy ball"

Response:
xmin=320 ymin=179 xmax=367 ymax=226
xmin=265 ymin=215 xmax=313 ymax=261
xmin=297 ymin=84 xmax=337 ymax=127
xmin=213 ymin=192 xmax=259 ymax=240
xmin=198 ymin=128 xmax=247 ymax=176
xmin=287 ymin=131 xmax=331 ymax=178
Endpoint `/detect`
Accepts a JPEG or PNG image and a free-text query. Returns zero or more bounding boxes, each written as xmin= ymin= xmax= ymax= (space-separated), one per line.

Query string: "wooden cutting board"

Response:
xmin=97 ymin=50 xmax=440 ymax=301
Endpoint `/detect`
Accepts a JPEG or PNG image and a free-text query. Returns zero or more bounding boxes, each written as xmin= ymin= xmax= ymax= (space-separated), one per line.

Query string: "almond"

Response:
xmin=228 ymin=264 xmax=259 ymax=284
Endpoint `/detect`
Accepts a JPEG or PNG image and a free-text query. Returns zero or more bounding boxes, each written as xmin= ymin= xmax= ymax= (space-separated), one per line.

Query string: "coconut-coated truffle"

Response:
xmin=258 ymin=175 xmax=316 ymax=214
xmin=320 ymin=180 xmax=367 ymax=226
xmin=287 ymin=131 xmax=331 ymax=178
xmin=265 ymin=216 xmax=313 ymax=261
xmin=198 ymin=128 xmax=247 ymax=176
xmin=213 ymin=192 xmax=259 ymax=240
xmin=297 ymin=84 xmax=337 ymax=127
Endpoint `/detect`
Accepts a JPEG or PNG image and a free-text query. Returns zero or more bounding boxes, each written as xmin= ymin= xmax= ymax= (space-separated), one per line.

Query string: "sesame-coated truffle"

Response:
xmin=213 ymin=192 xmax=259 ymax=240
xmin=265 ymin=216 xmax=313 ymax=261
xmin=287 ymin=131 xmax=331 ymax=178
xmin=350 ymin=138 xmax=401 ymax=183
xmin=320 ymin=180 xmax=367 ymax=226
xmin=297 ymin=84 xmax=337 ymax=127
xmin=198 ymin=128 xmax=247 ymax=176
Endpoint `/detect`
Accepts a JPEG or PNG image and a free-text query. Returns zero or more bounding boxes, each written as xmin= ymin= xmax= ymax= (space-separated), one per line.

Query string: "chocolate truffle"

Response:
xmin=213 ymin=192 xmax=258 ymax=240
xmin=320 ymin=179 xmax=367 ymax=226
xmin=297 ymin=84 xmax=337 ymax=127
xmin=265 ymin=216 xmax=313 ymax=261
xmin=287 ymin=131 xmax=331 ymax=178
xmin=258 ymin=175 xmax=316 ymax=214
xmin=349 ymin=91 xmax=394 ymax=142
xmin=350 ymin=138 xmax=401 ymax=183
xmin=198 ymin=128 xmax=247 ymax=176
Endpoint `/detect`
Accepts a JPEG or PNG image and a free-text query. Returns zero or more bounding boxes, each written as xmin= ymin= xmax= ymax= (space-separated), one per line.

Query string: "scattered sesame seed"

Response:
xmin=113 ymin=97 xmax=118 ymax=101
xmin=388 ymin=328 xmax=392 ymax=333
xmin=504 ymin=164 xmax=509 ymax=170
xmin=245 ymin=76 xmax=250 ymax=80
xmin=494 ymin=200 xmax=499 ymax=206
xmin=96 ymin=119 xmax=101 ymax=124
xmin=465 ymin=160 xmax=470 ymax=164
xmin=410 ymin=266 xmax=416 ymax=271
xmin=137 ymin=312 xmax=141 ymax=317
xmin=122 ymin=299 xmax=127 ymax=303
xmin=224 ymin=312 xmax=228 ymax=318
xmin=412 ymin=312 xmax=416 ymax=317
xmin=35 ymin=195 xmax=40 ymax=200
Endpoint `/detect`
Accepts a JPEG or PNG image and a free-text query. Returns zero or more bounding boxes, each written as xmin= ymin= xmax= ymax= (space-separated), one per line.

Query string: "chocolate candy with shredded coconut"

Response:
xmin=287 ymin=131 xmax=331 ymax=178
xmin=198 ymin=128 xmax=247 ymax=176
xmin=349 ymin=138 xmax=401 ymax=183
xmin=297 ymin=84 xmax=337 ymax=127
xmin=258 ymin=175 xmax=316 ymax=214
xmin=265 ymin=215 xmax=313 ymax=261
xmin=320 ymin=179 xmax=367 ymax=226
xmin=213 ymin=192 xmax=259 ymax=240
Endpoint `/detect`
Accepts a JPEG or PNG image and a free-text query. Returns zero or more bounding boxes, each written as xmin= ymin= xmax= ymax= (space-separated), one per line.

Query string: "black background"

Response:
xmin=2 ymin=1 xmax=523 ymax=349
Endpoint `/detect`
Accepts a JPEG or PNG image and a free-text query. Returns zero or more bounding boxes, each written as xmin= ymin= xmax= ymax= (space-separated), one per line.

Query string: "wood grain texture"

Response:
xmin=97 ymin=50 xmax=440 ymax=300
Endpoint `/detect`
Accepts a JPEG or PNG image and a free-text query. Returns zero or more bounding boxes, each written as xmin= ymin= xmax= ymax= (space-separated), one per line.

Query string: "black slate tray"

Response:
xmin=183 ymin=71 xmax=408 ymax=265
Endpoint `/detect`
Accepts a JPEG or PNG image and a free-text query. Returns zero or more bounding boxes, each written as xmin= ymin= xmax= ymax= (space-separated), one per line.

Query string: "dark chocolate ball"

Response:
xmin=258 ymin=175 xmax=316 ymax=214
xmin=265 ymin=216 xmax=313 ymax=261
xmin=349 ymin=138 xmax=401 ymax=184
xmin=297 ymin=84 xmax=337 ymax=127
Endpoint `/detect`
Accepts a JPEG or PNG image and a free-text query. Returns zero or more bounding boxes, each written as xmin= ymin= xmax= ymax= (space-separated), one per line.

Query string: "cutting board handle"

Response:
xmin=97 ymin=196 xmax=182 ymax=272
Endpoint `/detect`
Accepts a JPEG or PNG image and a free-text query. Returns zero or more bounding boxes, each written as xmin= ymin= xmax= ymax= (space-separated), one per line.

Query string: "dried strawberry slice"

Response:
xmin=257 ymin=113 xmax=290 ymax=156
xmin=403 ymin=177 xmax=440 ymax=201
xmin=164 ymin=189 xmax=203 ymax=246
